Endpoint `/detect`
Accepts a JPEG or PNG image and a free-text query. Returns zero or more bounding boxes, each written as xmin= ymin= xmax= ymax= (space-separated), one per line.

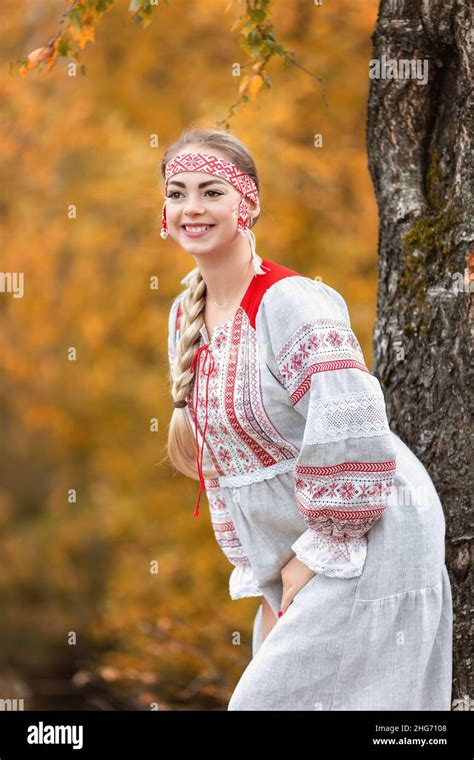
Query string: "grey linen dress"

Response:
xmin=168 ymin=258 xmax=453 ymax=711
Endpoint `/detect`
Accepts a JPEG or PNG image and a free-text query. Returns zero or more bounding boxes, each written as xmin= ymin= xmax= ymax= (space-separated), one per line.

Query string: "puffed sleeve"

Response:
xmin=167 ymin=295 xmax=263 ymax=600
xmin=257 ymin=276 xmax=397 ymax=578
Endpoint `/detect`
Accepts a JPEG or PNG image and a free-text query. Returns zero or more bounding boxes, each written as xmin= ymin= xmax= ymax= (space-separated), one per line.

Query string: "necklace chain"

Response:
xmin=211 ymin=260 xmax=253 ymax=309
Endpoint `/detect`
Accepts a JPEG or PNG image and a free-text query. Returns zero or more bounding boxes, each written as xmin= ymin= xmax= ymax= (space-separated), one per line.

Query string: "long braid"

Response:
xmin=171 ymin=268 xmax=206 ymax=406
xmin=167 ymin=267 xmax=217 ymax=480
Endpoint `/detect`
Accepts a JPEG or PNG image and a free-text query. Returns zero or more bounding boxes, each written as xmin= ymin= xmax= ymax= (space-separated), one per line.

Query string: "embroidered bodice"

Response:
xmin=168 ymin=259 xmax=397 ymax=598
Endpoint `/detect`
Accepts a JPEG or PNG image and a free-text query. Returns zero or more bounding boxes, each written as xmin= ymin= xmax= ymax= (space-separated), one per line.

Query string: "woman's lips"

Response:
xmin=181 ymin=224 xmax=216 ymax=238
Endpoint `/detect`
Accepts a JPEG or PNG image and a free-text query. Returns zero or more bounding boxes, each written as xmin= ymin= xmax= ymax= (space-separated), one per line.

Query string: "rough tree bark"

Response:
xmin=367 ymin=0 xmax=473 ymax=710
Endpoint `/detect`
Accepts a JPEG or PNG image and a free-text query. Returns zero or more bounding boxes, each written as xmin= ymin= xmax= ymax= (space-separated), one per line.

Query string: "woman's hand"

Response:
xmin=279 ymin=555 xmax=317 ymax=616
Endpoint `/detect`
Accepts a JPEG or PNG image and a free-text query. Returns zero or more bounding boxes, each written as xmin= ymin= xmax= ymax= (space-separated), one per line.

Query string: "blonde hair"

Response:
xmin=163 ymin=126 xmax=261 ymax=480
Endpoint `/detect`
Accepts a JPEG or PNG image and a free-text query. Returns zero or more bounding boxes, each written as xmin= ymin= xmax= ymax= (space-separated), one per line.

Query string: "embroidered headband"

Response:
xmin=160 ymin=150 xmax=260 ymax=239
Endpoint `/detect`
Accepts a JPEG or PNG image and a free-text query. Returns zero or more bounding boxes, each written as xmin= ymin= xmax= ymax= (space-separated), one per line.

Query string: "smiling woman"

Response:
xmin=161 ymin=156 xmax=260 ymax=249
xmin=161 ymin=126 xmax=453 ymax=712
xmin=168 ymin=179 xmax=227 ymax=239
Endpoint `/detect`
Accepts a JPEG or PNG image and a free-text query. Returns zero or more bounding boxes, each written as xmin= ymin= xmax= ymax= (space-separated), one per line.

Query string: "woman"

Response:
xmin=163 ymin=126 xmax=453 ymax=710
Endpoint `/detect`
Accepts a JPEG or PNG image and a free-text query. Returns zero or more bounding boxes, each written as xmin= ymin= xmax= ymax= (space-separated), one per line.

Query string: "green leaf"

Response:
xmin=69 ymin=9 xmax=82 ymax=34
xmin=250 ymin=9 xmax=266 ymax=23
xmin=57 ymin=38 xmax=70 ymax=56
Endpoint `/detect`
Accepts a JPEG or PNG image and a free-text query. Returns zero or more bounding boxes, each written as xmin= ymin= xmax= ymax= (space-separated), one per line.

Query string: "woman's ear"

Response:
xmin=248 ymin=198 xmax=260 ymax=222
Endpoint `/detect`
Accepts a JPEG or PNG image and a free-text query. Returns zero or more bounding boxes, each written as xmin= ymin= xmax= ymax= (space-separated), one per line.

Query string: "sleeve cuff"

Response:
xmin=291 ymin=528 xmax=367 ymax=578
xmin=229 ymin=563 xmax=263 ymax=600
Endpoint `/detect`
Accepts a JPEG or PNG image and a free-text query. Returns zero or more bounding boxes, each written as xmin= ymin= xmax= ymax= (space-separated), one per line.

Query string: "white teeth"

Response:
xmin=184 ymin=225 xmax=211 ymax=232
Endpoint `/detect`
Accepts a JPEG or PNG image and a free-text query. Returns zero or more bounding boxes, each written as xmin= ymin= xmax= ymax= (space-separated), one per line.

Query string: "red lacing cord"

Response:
xmin=189 ymin=343 xmax=215 ymax=518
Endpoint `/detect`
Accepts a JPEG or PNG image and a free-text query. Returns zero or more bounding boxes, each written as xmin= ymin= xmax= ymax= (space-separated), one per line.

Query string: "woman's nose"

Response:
xmin=183 ymin=196 xmax=204 ymax=212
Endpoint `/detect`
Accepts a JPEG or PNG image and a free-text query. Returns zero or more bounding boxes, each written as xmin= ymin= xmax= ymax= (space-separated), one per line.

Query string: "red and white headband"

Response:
xmin=160 ymin=150 xmax=260 ymax=239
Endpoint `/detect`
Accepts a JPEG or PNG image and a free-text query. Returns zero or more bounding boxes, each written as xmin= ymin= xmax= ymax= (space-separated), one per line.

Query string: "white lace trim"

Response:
xmin=229 ymin=564 xmax=263 ymax=600
xmin=291 ymin=528 xmax=367 ymax=578
xmin=303 ymin=389 xmax=390 ymax=446
xmin=218 ymin=457 xmax=297 ymax=488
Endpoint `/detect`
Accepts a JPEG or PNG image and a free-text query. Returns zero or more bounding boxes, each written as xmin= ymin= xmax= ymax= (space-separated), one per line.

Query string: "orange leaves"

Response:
xmin=238 ymin=62 xmax=267 ymax=100
xmin=16 ymin=0 xmax=115 ymax=76
xmin=18 ymin=45 xmax=56 ymax=77
xmin=238 ymin=72 xmax=264 ymax=100
xmin=28 ymin=46 xmax=54 ymax=67
xmin=68 ymin=20 xmax=96 ymax=50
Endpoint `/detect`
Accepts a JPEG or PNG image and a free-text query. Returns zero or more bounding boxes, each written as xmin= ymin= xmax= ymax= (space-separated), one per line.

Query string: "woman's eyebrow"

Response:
xmin=168 ymin=179 xmax=227 ymax=189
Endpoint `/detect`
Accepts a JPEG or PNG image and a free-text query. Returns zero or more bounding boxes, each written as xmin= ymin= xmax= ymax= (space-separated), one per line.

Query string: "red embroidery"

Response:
xmin=187 ymin=308 xmax=300 ymax=482
xmin=189 ymin=343 xmax=215 ymax=517
xmin=275 ymin=319 xmax=369 ymax=405
xmin=290 ymin=359 xmax=369 ymax=405
xmin=225 ymin=309 xmax=279 ymax=468
xmin=296 ymin=461 xmax=396 ymax=475
xmin=206 ymin=480 xmax=255 ymax=571
xmin=293 ymin=459 xmax=396 ymax=538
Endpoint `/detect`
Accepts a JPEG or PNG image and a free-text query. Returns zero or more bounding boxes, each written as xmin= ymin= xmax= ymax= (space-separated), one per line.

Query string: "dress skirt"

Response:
xmin=227 ymin=432 xmax=453 ymax=711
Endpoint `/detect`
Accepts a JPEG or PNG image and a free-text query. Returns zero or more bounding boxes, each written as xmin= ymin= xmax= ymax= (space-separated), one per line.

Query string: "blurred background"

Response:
xmin=1 ymin=0 xmax=380 ymax=709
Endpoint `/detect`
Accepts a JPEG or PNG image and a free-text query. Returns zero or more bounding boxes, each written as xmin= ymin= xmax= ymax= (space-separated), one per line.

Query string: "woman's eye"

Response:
xmin=166 ymin=190 xmax=223 ymax=199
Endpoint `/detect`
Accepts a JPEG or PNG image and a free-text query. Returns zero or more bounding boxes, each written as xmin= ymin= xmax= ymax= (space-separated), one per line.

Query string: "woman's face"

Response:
xmin=162 ymin=144 xmax=258 ymax=254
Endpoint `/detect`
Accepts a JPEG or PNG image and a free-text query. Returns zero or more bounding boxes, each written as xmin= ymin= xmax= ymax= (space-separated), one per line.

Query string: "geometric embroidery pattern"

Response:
xmin=205 ymin=477 xmax=255 ymax=571
xmin=187 ymin=306 xmax=300 ymax=482
xmin=274 ymin=318 xmax=369 ymax=405
xmin=294 ymin=459 xmax=396 ymax=538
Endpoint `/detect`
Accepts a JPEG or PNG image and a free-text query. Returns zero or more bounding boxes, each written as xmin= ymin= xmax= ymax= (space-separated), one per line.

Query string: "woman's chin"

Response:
xmin=178 ymin=230 xmax=234 ymax=253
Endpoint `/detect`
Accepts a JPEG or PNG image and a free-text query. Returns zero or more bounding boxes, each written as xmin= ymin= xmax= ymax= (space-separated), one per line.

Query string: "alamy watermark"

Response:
xmin=0 ymin=271 xmax=24 ymax=298
xmin=27 ymin=721 xmax=83 ymax=750
xmin=369 ymin=54 xmax=429 ymax=86
xmin=0 ymin=697 xmax=25 ymax=710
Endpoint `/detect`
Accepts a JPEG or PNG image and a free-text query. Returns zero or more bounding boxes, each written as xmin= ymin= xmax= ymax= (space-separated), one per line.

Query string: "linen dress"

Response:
xmin=167 ymin=257 xmax=453 ymax=711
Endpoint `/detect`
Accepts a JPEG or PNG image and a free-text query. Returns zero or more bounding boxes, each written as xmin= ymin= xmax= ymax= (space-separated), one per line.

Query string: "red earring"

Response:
xmin=237 ymin=197 xmax=250 ymax=237
xmin=160 ymin=199 xmax=168 ymax=239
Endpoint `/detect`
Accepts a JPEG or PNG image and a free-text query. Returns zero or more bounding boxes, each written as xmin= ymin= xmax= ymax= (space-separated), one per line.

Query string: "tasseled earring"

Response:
xmin=237 ymin=197 xmax=268 ymax=276
xmin=237 ymin=198 xmax=250 ymax=237
xmin=160 ymin=199 xmax=168 ymax=239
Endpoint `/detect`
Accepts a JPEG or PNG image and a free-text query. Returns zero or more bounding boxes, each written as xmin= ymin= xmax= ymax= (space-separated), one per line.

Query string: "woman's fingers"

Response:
xmin=278 ymin=585 xmax=298 ymax=617
xmin=279 ymin=557 xmax=318 ymax=617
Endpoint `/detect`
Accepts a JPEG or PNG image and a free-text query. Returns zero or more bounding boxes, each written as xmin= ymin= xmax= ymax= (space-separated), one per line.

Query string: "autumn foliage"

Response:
xmin=1 ymin=0 xmax=380 ymax=709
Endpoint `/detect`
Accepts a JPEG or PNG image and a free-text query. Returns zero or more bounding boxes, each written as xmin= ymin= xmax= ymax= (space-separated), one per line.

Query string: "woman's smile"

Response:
xmin=181 ymin=223 xmax=216 ymax=238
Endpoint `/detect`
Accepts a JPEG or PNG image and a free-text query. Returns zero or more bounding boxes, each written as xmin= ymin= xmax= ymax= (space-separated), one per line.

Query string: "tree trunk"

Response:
xmin=366 ymin=0 xmax=473 ymax=710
